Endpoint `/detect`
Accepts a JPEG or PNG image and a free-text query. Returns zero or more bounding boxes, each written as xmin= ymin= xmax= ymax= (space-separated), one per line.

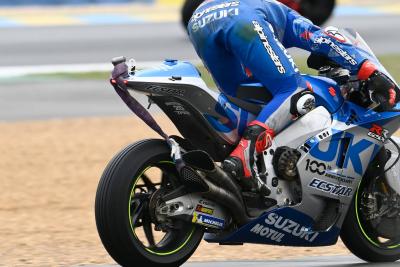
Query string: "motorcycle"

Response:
xmin=181 ymin=0 xmax=336 ymax=30
xmin=95 ymin=29 xmax=400 ymax=266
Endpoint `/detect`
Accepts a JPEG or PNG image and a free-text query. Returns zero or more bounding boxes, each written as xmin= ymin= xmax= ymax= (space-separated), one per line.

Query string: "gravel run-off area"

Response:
xmin=0 ymin=116 xmax=351 ymax=266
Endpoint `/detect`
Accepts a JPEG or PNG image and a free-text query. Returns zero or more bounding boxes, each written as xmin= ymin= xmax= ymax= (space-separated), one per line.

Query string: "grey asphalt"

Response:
xmin=0 ymin=15 xmax=399 ymax=67
xmin=0 ymin=22 xmax=197 ymax=67
xmin=1 ymin=15 xmax=400 ymax=121
xmin=0 ymin=78 xmax=162 ymax=121
xmin=79 ymin=255 xmax=400 ymax=267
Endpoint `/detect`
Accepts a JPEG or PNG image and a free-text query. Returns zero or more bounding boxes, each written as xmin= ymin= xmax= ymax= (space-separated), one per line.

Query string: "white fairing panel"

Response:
xmin=273 ymin=107 xmax=332 ymax=148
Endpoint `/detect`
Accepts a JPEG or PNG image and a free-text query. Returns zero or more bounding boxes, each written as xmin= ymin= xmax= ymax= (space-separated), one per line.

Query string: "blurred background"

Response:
xmin=0 ymin=0 xmax=399 ymax=266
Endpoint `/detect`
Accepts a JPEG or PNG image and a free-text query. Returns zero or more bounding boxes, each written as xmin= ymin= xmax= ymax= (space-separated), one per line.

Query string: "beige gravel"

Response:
xmin=0 ymin=116 xmax=350 ymax=266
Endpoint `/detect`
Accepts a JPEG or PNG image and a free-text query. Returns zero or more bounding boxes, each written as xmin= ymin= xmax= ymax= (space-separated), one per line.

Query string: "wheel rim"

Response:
xmin=128 ymin=161 xmax=196 ymax=256
xmin=355 ymin=178 xmax=400 ymax=249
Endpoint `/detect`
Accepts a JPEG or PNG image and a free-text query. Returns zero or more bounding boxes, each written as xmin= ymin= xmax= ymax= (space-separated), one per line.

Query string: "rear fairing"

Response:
xmin=125 ymin=60 xmax=257 ymax=160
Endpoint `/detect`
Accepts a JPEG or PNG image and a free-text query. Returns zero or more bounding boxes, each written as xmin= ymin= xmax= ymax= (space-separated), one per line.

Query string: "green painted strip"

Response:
xmin=129 ymin=160 xmax=196 ymax=256
xmin=355 ymin=180 xmax=380 ymax=247
xmin=355 ymin=180 xmax=400 ymax=249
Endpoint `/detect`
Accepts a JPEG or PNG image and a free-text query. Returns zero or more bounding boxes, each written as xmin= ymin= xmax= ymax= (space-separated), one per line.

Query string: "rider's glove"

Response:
xmin=358 ymin=60 xmax=398 ymax=110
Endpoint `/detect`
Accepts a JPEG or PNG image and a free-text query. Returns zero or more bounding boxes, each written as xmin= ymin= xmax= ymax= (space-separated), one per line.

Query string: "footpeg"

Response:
xmin=259 ymin=184 xmax=271 ymax=196
xmin=222 ymin=157 xmax=243 ymax=178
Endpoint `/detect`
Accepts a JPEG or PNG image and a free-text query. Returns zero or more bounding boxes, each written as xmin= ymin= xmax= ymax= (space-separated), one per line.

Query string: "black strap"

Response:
xmin=111 ymin=62 xmax=169 ymax=140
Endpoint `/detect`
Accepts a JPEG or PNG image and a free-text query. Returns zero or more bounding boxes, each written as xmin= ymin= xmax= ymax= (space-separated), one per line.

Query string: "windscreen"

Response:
xmin=341 ymin=28 xmax=396 ymax=83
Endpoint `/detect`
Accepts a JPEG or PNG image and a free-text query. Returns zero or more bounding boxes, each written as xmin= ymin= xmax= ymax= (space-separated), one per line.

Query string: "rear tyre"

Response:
xmin=299 ymin=0 xmax=336 ymax=26
xmin=95 ymin=139 xmax=204 ymax=267
xmin=180 ymin=0 xmax=336 ymax=31
xmin=341 ymin=151 xmax=400 ymax=262
xmin=181 ymin=0 xmax=204 ymax=31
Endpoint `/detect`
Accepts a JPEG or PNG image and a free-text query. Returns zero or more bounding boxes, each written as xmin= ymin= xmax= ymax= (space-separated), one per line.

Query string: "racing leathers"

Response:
xmin=188 ymin=0 xmax=398 ymax=191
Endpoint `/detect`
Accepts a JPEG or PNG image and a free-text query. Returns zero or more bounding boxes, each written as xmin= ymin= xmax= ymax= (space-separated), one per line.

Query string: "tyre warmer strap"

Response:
xmin=111 ymin=62 xmax=185 ymax=170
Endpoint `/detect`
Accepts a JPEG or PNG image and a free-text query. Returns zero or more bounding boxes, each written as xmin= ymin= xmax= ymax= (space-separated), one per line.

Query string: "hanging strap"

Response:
xmin=110 ymin=58 xmax=184 ymax=170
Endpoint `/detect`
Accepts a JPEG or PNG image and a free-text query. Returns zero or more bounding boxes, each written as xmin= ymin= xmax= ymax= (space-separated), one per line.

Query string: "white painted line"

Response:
xmin=0 ymin=60 xmax=202 ymax=78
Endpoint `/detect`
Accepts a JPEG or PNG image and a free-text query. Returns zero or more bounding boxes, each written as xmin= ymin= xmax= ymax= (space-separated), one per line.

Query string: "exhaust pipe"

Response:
xmin=180 ymin=150 xmax=250 ymax=226
xmin=182 ymin=150 xmax=243 ymax=199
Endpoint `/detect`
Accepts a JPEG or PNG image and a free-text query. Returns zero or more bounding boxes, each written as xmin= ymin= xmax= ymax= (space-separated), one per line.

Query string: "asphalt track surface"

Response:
xmin=1 ymin=15 xmax=400 ymax=121
xmin=0 ymin=79 xmax=142 ymax=121
xmin=0 ymin=15 xmax=400 ymax=67
xmin=80 ymin=255 xmax=400 ymax=267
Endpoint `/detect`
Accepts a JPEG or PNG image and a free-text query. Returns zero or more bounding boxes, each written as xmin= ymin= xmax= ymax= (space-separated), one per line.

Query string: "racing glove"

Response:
xmin=358 ymin=60 xmax=399 ymax=110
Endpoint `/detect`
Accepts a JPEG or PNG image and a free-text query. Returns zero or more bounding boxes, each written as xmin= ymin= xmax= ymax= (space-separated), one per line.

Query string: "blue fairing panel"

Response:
xmin=204 ymin=207 xmax=340 ymax=246
xmin=303 ymin=75 xmax=344 ymax=114
xmin=135 ymin=60 xmax=201 ymax=78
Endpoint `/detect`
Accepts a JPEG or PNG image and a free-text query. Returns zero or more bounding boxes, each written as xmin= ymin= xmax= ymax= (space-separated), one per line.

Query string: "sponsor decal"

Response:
xmin=191 ymin=6 xmax=239 ymax=32
xmin=324 ymin=171 xmax=354 ymax=185
xmin=192 ymin=212 xmax=225 ymax=229
xmin=314 ymin=36 xmax=357 ymax=66
xmin=250 ymin=224 xmax=285 ymax=242
xmin=305 ymin=159 xmax=354 ymax=184
xmin=268 ymin=24 xmax=299 ymax=73
xmin=252 ymin=21 xmax=286 ymax=74
xmin=250 ymin=213 xmax=319 ymax=243
xmin=299 ymin=95 xmax=315 ymax=114
xmin=309 ymin=132 xmax=377 ymax=175
xmin=146 ymin=85 xmax=185 ymax=96
xmin=305 ymin=159 xmax=328 ymax=175
xmin=191 ymin=1 xmax=240 ymax=21
xmin=309 ymin=178 xmax=353 ymax=197
xmin=195 ymin=204 xmax=214 ymax=215
xmin=367 ymin=124 xmax=388 ymax=143
xmin=324 ymin=26 xmax=347 ymax=43
xmin=165 ymin=102 xmax=190 ymax=116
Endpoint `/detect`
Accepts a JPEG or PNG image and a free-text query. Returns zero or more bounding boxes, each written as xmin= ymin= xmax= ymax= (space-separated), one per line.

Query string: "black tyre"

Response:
xmin=180 ymin=0 xmax=336 ymax=31
xmin=299 ymin=0 xmax=336 ymax=26
xmin=340 ymin=156 xmax=400 ymax=262
xmin=95 ymin=139 xmax=204 ymax=267
xmin=181 ymin=0 xmax=204 ymax=31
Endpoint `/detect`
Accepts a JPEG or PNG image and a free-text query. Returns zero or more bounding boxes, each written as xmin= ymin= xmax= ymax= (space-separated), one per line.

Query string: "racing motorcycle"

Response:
xmin=95 ymin=29 xmax=400 ymax=267
xmin=181 ymin=0 xmax=336 ymax=30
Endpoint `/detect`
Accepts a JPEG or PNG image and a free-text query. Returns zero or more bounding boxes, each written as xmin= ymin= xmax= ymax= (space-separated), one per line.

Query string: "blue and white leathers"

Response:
xmin=188 ymin=0 xmax=376 ymax=133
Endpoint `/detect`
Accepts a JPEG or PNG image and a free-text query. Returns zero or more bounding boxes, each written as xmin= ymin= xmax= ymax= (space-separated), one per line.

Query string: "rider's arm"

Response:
xmin=282 ymin=10 xmax=367 ymax=74
xmin=283 ymin=9 xmax=398 ymax=107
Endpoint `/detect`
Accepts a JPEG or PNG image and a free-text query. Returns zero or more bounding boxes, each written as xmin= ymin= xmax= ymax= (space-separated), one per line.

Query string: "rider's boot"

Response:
xmin=223 ymin=121 xmax=274 ymax=192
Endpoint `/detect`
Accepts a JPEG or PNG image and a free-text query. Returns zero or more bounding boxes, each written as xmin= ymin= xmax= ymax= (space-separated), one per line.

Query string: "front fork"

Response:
xmin=383 ymin=137 xmax=400 ymax=195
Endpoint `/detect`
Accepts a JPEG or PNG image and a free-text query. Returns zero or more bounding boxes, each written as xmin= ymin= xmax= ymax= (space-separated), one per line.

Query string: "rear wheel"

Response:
xmin=180 ymin=0 xmax=336 ymax=31
xmin=181 ymin=0 xmax=204 ymax=31
xmin=341 ymin=158 xmax=400 ymax=262
xmin=299 ymin=0 xmax=336 ymax=26
xmin=95 ymin=139 xmax=204 ymax=267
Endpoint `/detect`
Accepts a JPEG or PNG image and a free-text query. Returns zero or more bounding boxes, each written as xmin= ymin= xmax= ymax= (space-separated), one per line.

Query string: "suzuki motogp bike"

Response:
xmin=95 ymin=29 xmax=400 ymax=266
xmin=181 ymin=0 xmax=336 ymax=30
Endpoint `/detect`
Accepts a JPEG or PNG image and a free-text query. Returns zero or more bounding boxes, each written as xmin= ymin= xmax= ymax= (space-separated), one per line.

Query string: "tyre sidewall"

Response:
xmin=96 ymin=139 xmax=203 ymax=267
xmin=340 ymin=177 xmax=400 ymax=262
